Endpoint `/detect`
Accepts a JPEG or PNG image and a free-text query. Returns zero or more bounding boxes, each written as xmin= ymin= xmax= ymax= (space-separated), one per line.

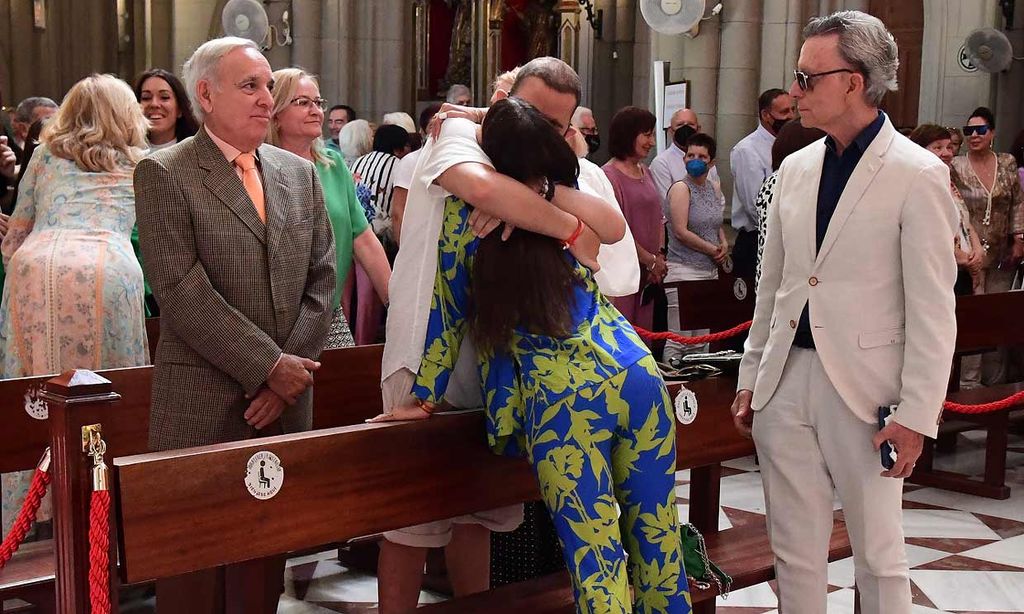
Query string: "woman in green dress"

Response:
xmin=267 ymin=68 xmax=391 ymax=348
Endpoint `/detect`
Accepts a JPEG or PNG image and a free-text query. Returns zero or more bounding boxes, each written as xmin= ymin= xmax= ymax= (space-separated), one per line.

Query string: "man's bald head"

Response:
xmin=668 ymin=108 xmax=700 ymax=144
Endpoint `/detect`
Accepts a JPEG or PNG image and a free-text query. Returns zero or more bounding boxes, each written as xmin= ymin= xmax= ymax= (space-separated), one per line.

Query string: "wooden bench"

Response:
xmin=661 ymin=272 xmax=754 ymax=354
xmin=34 ymin=367 xmax=847 ymax=613
xmin=0 ymin=340 xmax=385 ymax=613
xmin=911 ymin=291 xmax=1024 ymax=499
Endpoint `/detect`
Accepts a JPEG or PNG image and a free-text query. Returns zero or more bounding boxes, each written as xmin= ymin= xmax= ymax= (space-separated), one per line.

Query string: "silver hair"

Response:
xmin=182 ymin=36 xmax=261 ymax=122
xmin=14 ymin=97 xmax=58 ymax=124
xmin=571 ymin=106 xmax=593 ymax=126
xmin=803 ymin=10 xmax=898 ymax=106
xmin=445 ymin=84 xmax=471 ymax=103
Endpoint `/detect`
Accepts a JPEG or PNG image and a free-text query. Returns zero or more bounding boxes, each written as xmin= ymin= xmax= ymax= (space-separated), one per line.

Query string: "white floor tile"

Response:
xmin=827 ymin=544 xmax=948 ymax=588
xmin=903 ymin=483 xmax=1024 ymax=522
xmin=675 ymin=503 xmax=733 ymax=530
xmin=721 ymin=455 xmax=759 ymax=473
xmin=901 ymin=509 xmax=1001 ymax=539
xmin=284 ymin=549 xmax=337 ymax=568
xmin=714 ymin=581 xmax=777 ymax=607
xmin=911 ymin=570 xmax=1024 ymax=611
xmin=277 ymin=595 xmax=337 ymax=613
xmin=961 ymin=534 xmax=1024 ymax=569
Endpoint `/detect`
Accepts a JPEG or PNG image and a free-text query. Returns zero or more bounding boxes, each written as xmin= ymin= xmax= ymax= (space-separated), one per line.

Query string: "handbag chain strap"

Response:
xmin=685 ymin=523 xmax=731 ymax=599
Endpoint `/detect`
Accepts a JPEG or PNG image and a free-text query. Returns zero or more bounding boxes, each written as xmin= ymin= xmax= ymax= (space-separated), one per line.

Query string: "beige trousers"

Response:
xmin=752 ymin=348 xmax=911 ymax=614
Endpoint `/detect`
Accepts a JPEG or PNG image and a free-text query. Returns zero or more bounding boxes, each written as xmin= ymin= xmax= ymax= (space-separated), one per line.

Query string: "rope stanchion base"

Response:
xmin=0 ymin=449 xmax=51 ymax=570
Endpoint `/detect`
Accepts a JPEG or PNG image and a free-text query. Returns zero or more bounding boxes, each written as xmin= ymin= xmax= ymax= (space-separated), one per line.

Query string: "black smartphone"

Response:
xmin=878 ymin=405 xmax=897 ymax=470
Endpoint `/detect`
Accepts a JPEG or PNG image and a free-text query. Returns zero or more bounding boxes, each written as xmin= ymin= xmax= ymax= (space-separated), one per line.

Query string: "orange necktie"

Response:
xmin=234 ymin=152 xmax=266 ymax=222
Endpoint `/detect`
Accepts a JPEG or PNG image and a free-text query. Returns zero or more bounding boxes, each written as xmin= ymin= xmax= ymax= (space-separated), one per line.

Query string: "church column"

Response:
xmin=291 ymin=0 xmax=322 ymax=76
xmin=714 ymin=0 xmax=762 ymax=209
xmin=760 ymin=0 xmax=803 ymax=93
xmin=555 ymin=1 xmax=583 ymax=70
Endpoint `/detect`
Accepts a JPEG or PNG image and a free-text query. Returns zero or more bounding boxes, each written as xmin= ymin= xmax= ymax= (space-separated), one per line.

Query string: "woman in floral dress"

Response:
xmin=372 ymin=98 xmax=690 ymax=614
xmin=0 ymin=74 xmax=149 ymax=536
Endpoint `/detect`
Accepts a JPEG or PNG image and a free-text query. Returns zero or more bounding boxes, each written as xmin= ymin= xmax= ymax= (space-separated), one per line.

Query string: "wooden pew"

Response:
xmin=37 ymin=368 xmax=846 ymax=613
xmin=911 ymin=291 xmax=1024 ymax=499
xmin=0 ymin=342 xmax=384 ymax=612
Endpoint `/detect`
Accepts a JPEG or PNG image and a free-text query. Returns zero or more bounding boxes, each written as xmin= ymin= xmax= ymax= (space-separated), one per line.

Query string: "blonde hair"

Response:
xmin=267 ymin=67 xmax=332 ymax=166
xmin=493 ymin=67 xmax=520 ymax=95
xmin=43 ymin=74 xmax=149 ymax=173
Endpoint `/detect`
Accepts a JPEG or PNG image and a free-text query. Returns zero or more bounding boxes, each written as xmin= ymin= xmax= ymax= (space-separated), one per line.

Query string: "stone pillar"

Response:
xmin=556 ymin=0 xmax=583 ymax=70
xmin=715 ymin=0 xmax=763 ymax=213
xmin=319 ymin=0 xmax=415 ymax=122
xmin=760 ymin=0 xmax=804 ymax=93
xmin=291 ymin=0 xmax=322 ymax=75
xmin=591 ymin=0 xmax=638 ymax=163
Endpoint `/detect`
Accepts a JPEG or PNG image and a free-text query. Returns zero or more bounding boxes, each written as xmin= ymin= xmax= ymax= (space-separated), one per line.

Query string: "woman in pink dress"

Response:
xmin=0 ymin=74 xmax=149 ymax=536
xmin=602 ymin=106 xmax=666 ymax=332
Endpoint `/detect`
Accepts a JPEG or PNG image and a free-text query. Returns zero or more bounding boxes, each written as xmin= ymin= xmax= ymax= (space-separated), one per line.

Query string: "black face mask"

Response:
xmin=673 ymin=125 xmax=697 ymax=149
xmin=585 ymin=134 xmax=601 ymax=155
xmin=770 ymin=116 xmax=790 ymax=135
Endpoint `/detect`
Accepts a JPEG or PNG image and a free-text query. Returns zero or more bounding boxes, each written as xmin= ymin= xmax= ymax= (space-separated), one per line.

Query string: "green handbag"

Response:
xmin=681 ymin=523 xmax=733 ymax=598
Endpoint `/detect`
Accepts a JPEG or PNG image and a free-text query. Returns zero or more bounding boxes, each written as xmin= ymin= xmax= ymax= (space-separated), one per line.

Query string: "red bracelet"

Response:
xmin=562 ymin=218 xmax=584 ymax=250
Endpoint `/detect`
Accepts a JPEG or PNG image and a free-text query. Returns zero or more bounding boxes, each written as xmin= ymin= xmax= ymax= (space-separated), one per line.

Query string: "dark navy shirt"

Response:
xmin=793 ymin=112 xmax=886 ymax=349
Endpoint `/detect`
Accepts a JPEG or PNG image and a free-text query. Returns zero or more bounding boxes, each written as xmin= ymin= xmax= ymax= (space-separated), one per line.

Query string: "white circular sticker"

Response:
xmin=245 ymin=451 xmax=284 ymax=500
xmin=733 ymin=278 xmax=748 ymax=301
xmin=721 ymin=255 xmax=734 ymax=274
xmin=24 ymin=385 xmax=48 ymax=420
xmin=674 ymin=386 xmax=698 ymax=425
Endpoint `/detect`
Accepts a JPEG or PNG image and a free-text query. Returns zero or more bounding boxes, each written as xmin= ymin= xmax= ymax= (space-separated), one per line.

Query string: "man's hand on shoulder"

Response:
xmin=427 ymin=103 xmax=487 ymax=139
xmin=0 ymin=136 xmax=16 ymax=180
xmin=266 ymin=353 xmax=319 ymax=404
xmin=873 ymin=420 xmax=924 ymax=479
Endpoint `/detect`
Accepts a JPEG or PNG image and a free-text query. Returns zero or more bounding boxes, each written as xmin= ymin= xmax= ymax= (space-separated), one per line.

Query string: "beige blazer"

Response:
xmin=135 ymin=129 xmax=336 ymax=451
xmin=738 ymin=116 xmax=958 ymax=438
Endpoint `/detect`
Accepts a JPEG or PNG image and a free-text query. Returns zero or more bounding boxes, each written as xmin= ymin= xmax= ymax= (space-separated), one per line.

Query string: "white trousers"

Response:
xmin=752 ymin=348 xmax=911 ymax=614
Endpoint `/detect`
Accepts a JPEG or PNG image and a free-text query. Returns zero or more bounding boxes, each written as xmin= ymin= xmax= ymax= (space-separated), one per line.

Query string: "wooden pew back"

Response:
xmin=953 ymin=291 xmax=1024 ymax=352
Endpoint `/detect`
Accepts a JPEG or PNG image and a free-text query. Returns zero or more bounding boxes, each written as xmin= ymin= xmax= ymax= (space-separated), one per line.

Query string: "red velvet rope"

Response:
xmin=633 ymin=321 xmax=753 ymax=345
xmin=635 ymin=321 xmax=1024 ymax=415
xmin=89 ymin=489 xmax=112 ymax=614
xmin=0 ymin=465 xmax=51 ymax=569
xmin=944 ymin=390 xmax=1024 ymax=414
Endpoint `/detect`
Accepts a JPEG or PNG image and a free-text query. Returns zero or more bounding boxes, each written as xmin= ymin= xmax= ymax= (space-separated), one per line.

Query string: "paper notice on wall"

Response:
xmin=663 ymin=82 xmax=689 ymax=125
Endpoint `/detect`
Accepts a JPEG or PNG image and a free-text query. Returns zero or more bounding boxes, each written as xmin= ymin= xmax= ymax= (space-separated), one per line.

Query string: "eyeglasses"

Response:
xmin=962 ymin=125 xmax=990 ymax=137
xmin=793 ymin=68 xmax=857 ymax=91
xmin=290 ymin=96 xmax=327 ymax=111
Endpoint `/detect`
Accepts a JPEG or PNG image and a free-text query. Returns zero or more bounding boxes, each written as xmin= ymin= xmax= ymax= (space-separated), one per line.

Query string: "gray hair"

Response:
xmin=182 ymin=36 xmax=260 ymax=122
xmin=382 ymin=112 xmax=417 ymax=134
xmin=14 ymin=97 xmax=58 ymax=124
xmin=445 ymin=84 xmax=471 ymax=104
xmin=338 ymin=119 xmax=372 ymax=166
xmin=571 ymin=106 xmax=593 ymax=126
xmin=803 ymin=10 xmax=898 ymax=106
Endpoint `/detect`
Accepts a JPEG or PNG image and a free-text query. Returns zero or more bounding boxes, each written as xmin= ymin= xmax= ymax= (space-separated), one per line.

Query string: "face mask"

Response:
xmin=673 ymin=125 xmax=697 ymax=149
xmin=771 ymin=116 xmax=789 ymax=135
xmin=685 ymin=159 xmax=708 ymax=178
xmin=585 ymin=134 xmax=601 ymax=155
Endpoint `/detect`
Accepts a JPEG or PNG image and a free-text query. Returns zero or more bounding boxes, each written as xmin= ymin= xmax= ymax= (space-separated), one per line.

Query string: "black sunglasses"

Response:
xmin=793 ymin=68 xmax=856 ymax=91
xmin=962 ymin=125 xmax=990 ymax=137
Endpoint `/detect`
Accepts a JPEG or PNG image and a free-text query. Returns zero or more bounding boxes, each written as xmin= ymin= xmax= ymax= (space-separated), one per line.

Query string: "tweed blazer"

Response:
xmin=135 ymin=129 xmax=336 ymax=451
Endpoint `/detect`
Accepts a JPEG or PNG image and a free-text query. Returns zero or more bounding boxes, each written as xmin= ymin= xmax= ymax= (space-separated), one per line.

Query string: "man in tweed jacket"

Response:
xmin=134 ymin=37 xmax=335 ymax=613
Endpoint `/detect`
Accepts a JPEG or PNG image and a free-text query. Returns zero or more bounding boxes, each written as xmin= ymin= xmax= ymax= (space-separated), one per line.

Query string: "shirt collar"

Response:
xmin=824 ymin=111 xmax=885 ymax=156
xmin=754 ymin=123 xmax=775 ymax=142
xmin=205 ymin=125 xmax=256 ymax=163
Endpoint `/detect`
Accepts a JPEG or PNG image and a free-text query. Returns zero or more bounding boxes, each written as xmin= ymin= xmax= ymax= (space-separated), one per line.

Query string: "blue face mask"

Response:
xmin=685 ymin=159 xmax=708 ymax=178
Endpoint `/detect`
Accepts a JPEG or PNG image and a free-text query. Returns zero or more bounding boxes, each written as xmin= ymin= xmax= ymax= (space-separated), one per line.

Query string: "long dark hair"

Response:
xmin=133 ymin=69 xmax=199 ymax=143
xmin=471 ymin=97 xmax=581 ymax=351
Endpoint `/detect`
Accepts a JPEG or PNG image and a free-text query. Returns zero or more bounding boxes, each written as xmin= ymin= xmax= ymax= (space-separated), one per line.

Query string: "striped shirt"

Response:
xmin=350 ymin=150 xmax=399 ymax=235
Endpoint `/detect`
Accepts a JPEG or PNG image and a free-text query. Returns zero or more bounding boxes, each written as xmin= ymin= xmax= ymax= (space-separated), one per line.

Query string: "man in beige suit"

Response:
xmin=135 ymin=37 xmax=336 ymax=612
xmin=731 ymin=12 xmax=957 ymax=614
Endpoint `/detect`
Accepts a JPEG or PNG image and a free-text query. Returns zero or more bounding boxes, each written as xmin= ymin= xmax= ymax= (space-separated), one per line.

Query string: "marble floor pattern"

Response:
xmin=108 ymin=429 xmax=1024 ymax=613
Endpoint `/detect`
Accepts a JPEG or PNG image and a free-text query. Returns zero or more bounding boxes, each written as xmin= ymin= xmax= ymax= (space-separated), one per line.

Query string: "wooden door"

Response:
xmin=869 ymin=0 xmax=923 ymax=130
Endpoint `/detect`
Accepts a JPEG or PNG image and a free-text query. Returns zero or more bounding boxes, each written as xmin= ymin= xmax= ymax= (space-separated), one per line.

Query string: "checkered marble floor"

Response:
xmin=108 ymin=430 xmax=1024 ymax=613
